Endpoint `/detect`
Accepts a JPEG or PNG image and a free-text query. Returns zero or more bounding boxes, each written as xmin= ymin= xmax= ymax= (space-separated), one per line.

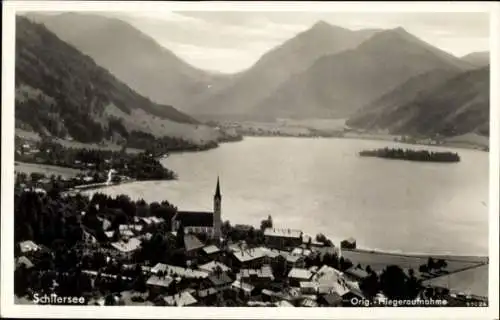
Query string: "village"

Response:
xmin=14 ymin=172 xmax=488 ymax=308
xmin=12 ymin=135 xmax=489 ymax=308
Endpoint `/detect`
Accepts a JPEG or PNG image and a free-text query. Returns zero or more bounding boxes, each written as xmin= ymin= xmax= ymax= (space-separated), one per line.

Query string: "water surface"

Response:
xmin=84 ymin=137 xmax=489 ymax=256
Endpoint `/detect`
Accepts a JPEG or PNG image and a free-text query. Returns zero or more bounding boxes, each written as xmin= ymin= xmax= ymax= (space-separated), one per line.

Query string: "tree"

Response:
xmin=379 ymin=265 xmax=410 ymax=300
xmin=360 ymin=270 xmax=379 ymax=299
xmin=427 ymin=257 xmax=436 ymax=271
xmin=418 ymin=264 xmax=428 ymax=274
xmin=260 ymin=215 xmax=273 ymax=231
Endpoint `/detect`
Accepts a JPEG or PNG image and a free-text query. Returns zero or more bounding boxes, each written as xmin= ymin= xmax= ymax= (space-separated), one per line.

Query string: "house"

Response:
xmin=312 ymin=265 xmax=350 ymax=296
xmin=146 ymin=275 xmax=173 ymax=291
xmin=18 ymin=240 xmax=40 ymax=254
xmin=183 ymin=234 xmax=205 ymax=258
xmin=287 ymin=268 xmax=313 ymax=287
xmin=196 ymin=287 xmax=219 ymax=300
xmin=232 ymin=247 xmax=270 ymax=269
xmin=98 ymin=217 xmax=112 ymax=231
xmin=301 ymin=298 xmax=318 ymax=307
xmin=231 ymin=280 xmax=255 ymax=298
xmin=344 ymin=266 xmax=369 ymax=282
xmin=284 ymin=253 xmax=305 ymax=269
xmin=15 ymin=256 xmax=34 ymax=269
xmin=164 ymin=291 xmax=198 ymax=307
xmin=275 ymin=300 xmax=295 ymax=307
xmin=261 ymin=289 xmax=278 ymax=302
xmin=264 ymin=228 xmax=303 ymax=249
xmin=318 ymin=292 xmax=343 ymax=307
xmin=198 ymin=261 xmax=231 ymax=274
xmin=202 ymin=244 xmax=221 ymax=259
xmin=82 ymin=230 xmax=97 ymax=244
xmin=299 ymin=281 xmax=317 ymax=294
xmin=238 ymin=264 xmax=274 ymax=285
xmin=291 ymin=247 xmax=313 ymax=258
xmin=302 ymin=234 xmax=325 ymax=248
xmin=110 ymin=237 xmax=141 ymax=260
xmin=151 ymin=263 xmax=209 ymax=279
xmin=208 ymin=272 xmax=233 ymax=290
xmin=105 ymin=231 xmax=115 ymax=240
xmin=171 ymin=178 xmax=222 ymax=239
xmin=119 ymin=224 xmax=143 ymax=233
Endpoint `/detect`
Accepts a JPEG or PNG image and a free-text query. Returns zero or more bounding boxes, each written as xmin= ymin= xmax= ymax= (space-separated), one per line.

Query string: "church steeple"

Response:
xmin=214 ymin=176 xmax=221 ymax=199
xmin=213 ymin=176 xmax=222 ymax=240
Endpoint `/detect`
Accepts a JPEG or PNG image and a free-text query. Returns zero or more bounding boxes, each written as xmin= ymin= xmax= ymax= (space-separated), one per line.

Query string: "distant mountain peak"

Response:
xmin=308 ymin=20 xmax=348 ymax=33
xmin=312 ymin=20 xmax=331 ymax=28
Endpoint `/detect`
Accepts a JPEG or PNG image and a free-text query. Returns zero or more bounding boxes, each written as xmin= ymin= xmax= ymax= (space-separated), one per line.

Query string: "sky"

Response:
xmin=106 ymin=11 xmax=490 ymax=74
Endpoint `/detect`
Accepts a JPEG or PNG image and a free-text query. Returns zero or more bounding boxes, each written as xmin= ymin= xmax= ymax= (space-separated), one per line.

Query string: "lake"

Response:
xmin=84 ymin=137 xmax=489 ymax=256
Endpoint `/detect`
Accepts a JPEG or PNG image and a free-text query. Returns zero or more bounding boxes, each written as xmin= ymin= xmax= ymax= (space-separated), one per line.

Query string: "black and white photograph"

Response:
xmin=1 ymin=1 xmax=499 ymax=319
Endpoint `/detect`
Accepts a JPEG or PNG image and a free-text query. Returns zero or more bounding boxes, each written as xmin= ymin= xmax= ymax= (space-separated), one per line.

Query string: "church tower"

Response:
xmin=213 ymin=176 xmax=222 ymax=239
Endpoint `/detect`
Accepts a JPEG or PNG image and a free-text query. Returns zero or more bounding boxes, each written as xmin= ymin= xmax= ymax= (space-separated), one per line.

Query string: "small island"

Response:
xmin=359 ymin=147 xmax=460 ymax=163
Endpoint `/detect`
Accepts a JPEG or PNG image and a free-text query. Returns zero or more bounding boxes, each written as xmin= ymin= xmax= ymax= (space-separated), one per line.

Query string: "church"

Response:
xmin=171 ymin=177 xmax=222 ymax=239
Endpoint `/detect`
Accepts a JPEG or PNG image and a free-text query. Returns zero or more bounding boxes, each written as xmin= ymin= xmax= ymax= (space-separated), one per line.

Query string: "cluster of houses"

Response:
xmin=16 ymin=221 xmax=372 ymax=307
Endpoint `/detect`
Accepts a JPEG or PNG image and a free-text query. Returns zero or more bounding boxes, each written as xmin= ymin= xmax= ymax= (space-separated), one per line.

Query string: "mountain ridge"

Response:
xmin=15 ymin=16 xmax=221 ymax=145
xmin=184 ymin=21 xmax=381 ymax=118
xmin=25 ymin=12 xmax=232 ymax=110
xmin=249 ymin=27 xmax=473 ymax=120
xmin=347 ymin=67 xmax=489 ymax=137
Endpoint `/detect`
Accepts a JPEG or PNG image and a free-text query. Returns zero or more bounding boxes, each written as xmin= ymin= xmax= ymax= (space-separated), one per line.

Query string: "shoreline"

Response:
xmin=69 ymin=182 xmax=489 ymax=261
xmin=343 ymin=248 xmax=488 ymax=263
xmin=237 ymin=134 xmax=488 ymax=152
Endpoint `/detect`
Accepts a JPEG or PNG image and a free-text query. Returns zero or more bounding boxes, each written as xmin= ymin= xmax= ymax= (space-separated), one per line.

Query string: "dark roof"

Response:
xmin=320 ymin=292 xmax=342 ymax=306
xmin=184 ymin=234 xmax=205 ymax=252
xmin=345 ymin=266 xmax=369 ymax=279
xmin=176 ymin=211 xmax=213 ymax=227
xmin=214 ymin=177 xmax=221 ymax=199
xmin=208 ymin=272 xmax=233 ymax=287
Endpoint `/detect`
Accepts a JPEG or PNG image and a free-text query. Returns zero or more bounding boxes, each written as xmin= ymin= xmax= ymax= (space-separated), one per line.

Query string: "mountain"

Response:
xmin=462 ymin=51 xmax=489 ymax=68
xmin=185 ymin=21 xmax=380 ymax=120
xmin=346 ymin=68 xmax=462 ymax=129
xmin=15 ymin=16 xmax=220 ymax=145
xmin=251 ymin=27 xmax=475 ymax=120
xmin=25 ymin=12 xmax=231 ymax=110
xmin=347 ymin=67 xmax=489 ymax=137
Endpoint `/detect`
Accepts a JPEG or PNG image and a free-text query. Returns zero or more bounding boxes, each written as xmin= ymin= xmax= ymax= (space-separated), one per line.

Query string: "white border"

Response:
xmin=2 ymin=1 xmax=499 ymax=319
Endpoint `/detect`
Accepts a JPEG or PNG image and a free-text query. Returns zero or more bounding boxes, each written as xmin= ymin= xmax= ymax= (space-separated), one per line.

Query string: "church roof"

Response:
xmin=175 ymin=211 xmax=213 ymax=227
xmin=215 ymin=177 xmax=221 ymax=198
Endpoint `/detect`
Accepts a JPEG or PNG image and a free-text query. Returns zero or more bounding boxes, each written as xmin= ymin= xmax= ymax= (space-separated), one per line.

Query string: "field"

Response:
xmin=15 ymin=161 xmax=83 ymax=178
xmin=342 ymin=249 xmax=487 ymax=278
xmin=421 ymin=264 xmax=488 ymax=297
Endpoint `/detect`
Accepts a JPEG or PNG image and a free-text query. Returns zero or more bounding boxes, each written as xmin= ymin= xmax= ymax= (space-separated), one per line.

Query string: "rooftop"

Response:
xmin=231 ymin=280 xmax=255 ymax=293
xmin=16 ymin=256 xmax=34 ymax=269
xmin=151 ymin=263 xmax=209 ymax=279
xmin=345 ymin=266 xmax=370 ymax=279
xmin=208 ymin=272 xmax=233 ymax=287
xmin=198 ymin=261 xmax=231 ymax=273
xmin=232 ymin=246 xmax=268 ymax=263
xmin=275 ymin=300 xmax=295 ymax=307
xmin=164 ymin=291 xmax=197 ymax=306
xmin=146 ymin=275 xmax=173 ymax=288
xmin=202 ymin=245 xmax=221 ymax=255
xmin=19 ymin=240 xmax=39 ymax=253
xmin=264 ymin=228 xmax=302 ymax=239
xmin=239 ymin=265 xmax=274 ymax=280
xmin=110 ymin=237 xmax=141 ymax=253
xmin=184 ymin=234 xmax=205 ymax=252
xmin=288 ymin=268 xmax=313 ymax=280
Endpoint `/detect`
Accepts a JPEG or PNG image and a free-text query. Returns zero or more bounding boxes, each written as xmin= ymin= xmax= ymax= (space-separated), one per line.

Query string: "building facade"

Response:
xmin=171 ymin=177 xmax=222 ymax=239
